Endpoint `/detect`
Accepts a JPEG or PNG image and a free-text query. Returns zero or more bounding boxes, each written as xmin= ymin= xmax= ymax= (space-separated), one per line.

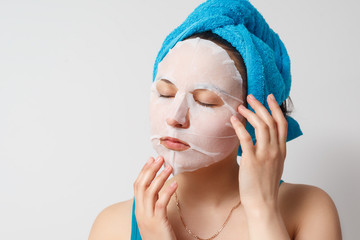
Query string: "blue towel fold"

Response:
xmin=152 ymin=0 xmax=303 ymax=156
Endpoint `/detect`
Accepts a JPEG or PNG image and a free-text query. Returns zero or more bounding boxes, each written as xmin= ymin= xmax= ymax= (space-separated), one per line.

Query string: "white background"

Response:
xmin=1 ymin=0 xmax=359 ymax=239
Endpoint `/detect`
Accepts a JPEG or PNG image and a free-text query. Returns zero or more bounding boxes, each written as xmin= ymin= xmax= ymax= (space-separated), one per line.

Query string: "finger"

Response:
xmin=138 ymin=156 xmax=164 ymax=189
xmin=247 ymin=94 xmax=279 ymax=146
xmin=137 ymin=157 xmax=155 ymax=184
xmin=230 ymin=115 xmax=254 ymax=154
xmin=134 ymin=157 xmax=155 ymax=210
xmin=267 ymin=94 xmax=288 ymax=158
xmin=237 ymin=103 xmax=270 ymax=150
xmin=155 ymin=181 xmax=178 ymax=219
xmin=137 ymin=156 xmax=164 ymax=216
xmin=145 ymin=164 xmax=173 ymax=215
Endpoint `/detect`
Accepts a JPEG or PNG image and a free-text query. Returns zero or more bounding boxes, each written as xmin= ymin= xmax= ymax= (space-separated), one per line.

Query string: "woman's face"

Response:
xmin=149 ymin=37 xmax=245 ymax=175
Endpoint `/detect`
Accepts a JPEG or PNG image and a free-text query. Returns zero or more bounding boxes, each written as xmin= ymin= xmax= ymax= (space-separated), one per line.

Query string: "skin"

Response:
xmin=89 ymin=91 xmax=342 ymax=240
xmin=156 ymin=79 xmax=225 ymax=107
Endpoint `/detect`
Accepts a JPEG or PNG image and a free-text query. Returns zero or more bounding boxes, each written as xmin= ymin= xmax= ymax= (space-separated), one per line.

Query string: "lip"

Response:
xmin=160 ymin=136 xmax=190 ymax=151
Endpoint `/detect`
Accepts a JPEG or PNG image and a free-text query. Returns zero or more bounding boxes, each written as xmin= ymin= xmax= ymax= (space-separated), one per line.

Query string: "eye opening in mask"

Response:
xmin=155 ymin=78 xmax=224 ymax=107
xmin=159 ymin=94 xmax=174 ymax=98
xmin=156 ymin=79 xmax=177 ymax=95
xmin=158 ymin=92 xmax=222 ymax=108
xmin=194 ymin=100 xmax=217 ymax=107
xmin=192 ymin=89 xmax=224 ymax=107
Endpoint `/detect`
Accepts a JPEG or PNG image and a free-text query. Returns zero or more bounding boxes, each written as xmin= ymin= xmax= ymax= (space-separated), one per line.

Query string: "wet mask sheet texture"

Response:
xmin=149 ymin=38 xmax=244 ymax=175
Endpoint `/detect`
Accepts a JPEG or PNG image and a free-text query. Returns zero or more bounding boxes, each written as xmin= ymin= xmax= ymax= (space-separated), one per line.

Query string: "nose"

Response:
xmin=166 ymin=92 xmax=190 ymax=129
xmin=166 ymin=108 xmax=190 ymax=128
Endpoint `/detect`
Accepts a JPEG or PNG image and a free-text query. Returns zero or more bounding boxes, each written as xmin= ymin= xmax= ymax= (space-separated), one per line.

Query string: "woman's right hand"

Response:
xmin=133 ymin=156 xmax=178 ymax=240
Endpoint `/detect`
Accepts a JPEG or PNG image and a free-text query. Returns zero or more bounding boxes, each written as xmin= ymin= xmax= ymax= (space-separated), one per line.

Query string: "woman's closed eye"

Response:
xmin=159 ymin=93 xmax=218 ymax=107
xmin=195 ymin=100 xmax=217 ymax=107
xmin=193 ymin=89 xmax=224 ymax=107
xmin=159 ymin=94 xmax=174 ymax=98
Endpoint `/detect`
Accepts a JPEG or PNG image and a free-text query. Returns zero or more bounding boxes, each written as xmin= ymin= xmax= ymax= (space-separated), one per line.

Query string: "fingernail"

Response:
xmin=239 ymin=105 xmax=246 ymax=111
xmin=248 ymin=94 xmax=255 ymax=100
xmin=164 ymin=165 xmax=171 ymax=171
xmin=170 ymin=181 xmax=177 ymax=188
xmin=269 ymin=94 xmax=275 ymax=101
xmin=146 ymin=157 xmax=153 ymax=165
xmin=231 ymin=115 xmax=238 ymax=122
xmin=155 ymin=156 xmax=162 ymax=162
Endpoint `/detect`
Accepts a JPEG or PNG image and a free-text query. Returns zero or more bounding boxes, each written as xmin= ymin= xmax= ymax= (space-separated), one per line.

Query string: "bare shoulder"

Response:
xmin=88 ymin=198 xmax=134 ymax=240
xmin=279 ymin=182 xmax=342 ymax=240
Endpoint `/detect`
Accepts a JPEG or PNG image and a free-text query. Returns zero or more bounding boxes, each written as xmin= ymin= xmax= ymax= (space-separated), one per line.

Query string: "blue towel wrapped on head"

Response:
xmin=152 ymin=0 xmax=303 ymax=156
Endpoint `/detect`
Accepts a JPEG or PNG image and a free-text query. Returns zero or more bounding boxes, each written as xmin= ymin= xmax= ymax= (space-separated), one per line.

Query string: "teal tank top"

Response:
xmin=130 ymin=179 xmax=284 ymax=240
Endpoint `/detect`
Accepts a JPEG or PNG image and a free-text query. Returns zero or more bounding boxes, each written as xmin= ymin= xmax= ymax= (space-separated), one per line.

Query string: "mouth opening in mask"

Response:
xmin=160 ymin=136 xmax=190 ymax=151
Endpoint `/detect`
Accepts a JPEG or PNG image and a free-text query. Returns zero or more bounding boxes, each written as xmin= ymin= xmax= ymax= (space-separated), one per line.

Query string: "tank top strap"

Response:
xmin=280 ymin=179 xmax=284 ymax=185
xmin=130 ymin=179 xmax=284 ymax=239
xmin=130 ymin=198 xmax=142 ymax=240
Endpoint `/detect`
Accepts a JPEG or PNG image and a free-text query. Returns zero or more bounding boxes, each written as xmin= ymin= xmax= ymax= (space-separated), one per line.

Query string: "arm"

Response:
xmin=245 ymin=203 xmax=290 ymax=240
xmin=231 ymin=93 xmax=292 ymax=239
xmin=230 ymin=94 xmax=342 ymax=239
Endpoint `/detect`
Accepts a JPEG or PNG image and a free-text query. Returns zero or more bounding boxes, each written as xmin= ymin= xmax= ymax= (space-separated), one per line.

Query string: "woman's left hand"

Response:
xmin=230 ymin=93 xmax=288 ymax=211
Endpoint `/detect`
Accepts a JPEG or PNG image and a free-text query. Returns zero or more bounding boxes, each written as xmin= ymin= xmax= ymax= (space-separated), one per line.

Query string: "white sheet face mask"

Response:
xmin=149 ymin=37 xmax=244 ymax=175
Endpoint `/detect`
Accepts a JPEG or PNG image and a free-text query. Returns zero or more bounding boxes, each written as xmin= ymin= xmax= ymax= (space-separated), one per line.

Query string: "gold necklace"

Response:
xmin=174 ymin=191 xmax=241 ymax=240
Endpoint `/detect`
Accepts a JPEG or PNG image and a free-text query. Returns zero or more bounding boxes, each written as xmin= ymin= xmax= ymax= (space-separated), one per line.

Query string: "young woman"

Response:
xmin=89 ymin=1 xmax=342 ymax=239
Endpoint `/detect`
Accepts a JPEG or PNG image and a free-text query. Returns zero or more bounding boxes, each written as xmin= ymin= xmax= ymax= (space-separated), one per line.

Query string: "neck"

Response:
xmin=173 ymin=149 xmax=240 ymax=208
